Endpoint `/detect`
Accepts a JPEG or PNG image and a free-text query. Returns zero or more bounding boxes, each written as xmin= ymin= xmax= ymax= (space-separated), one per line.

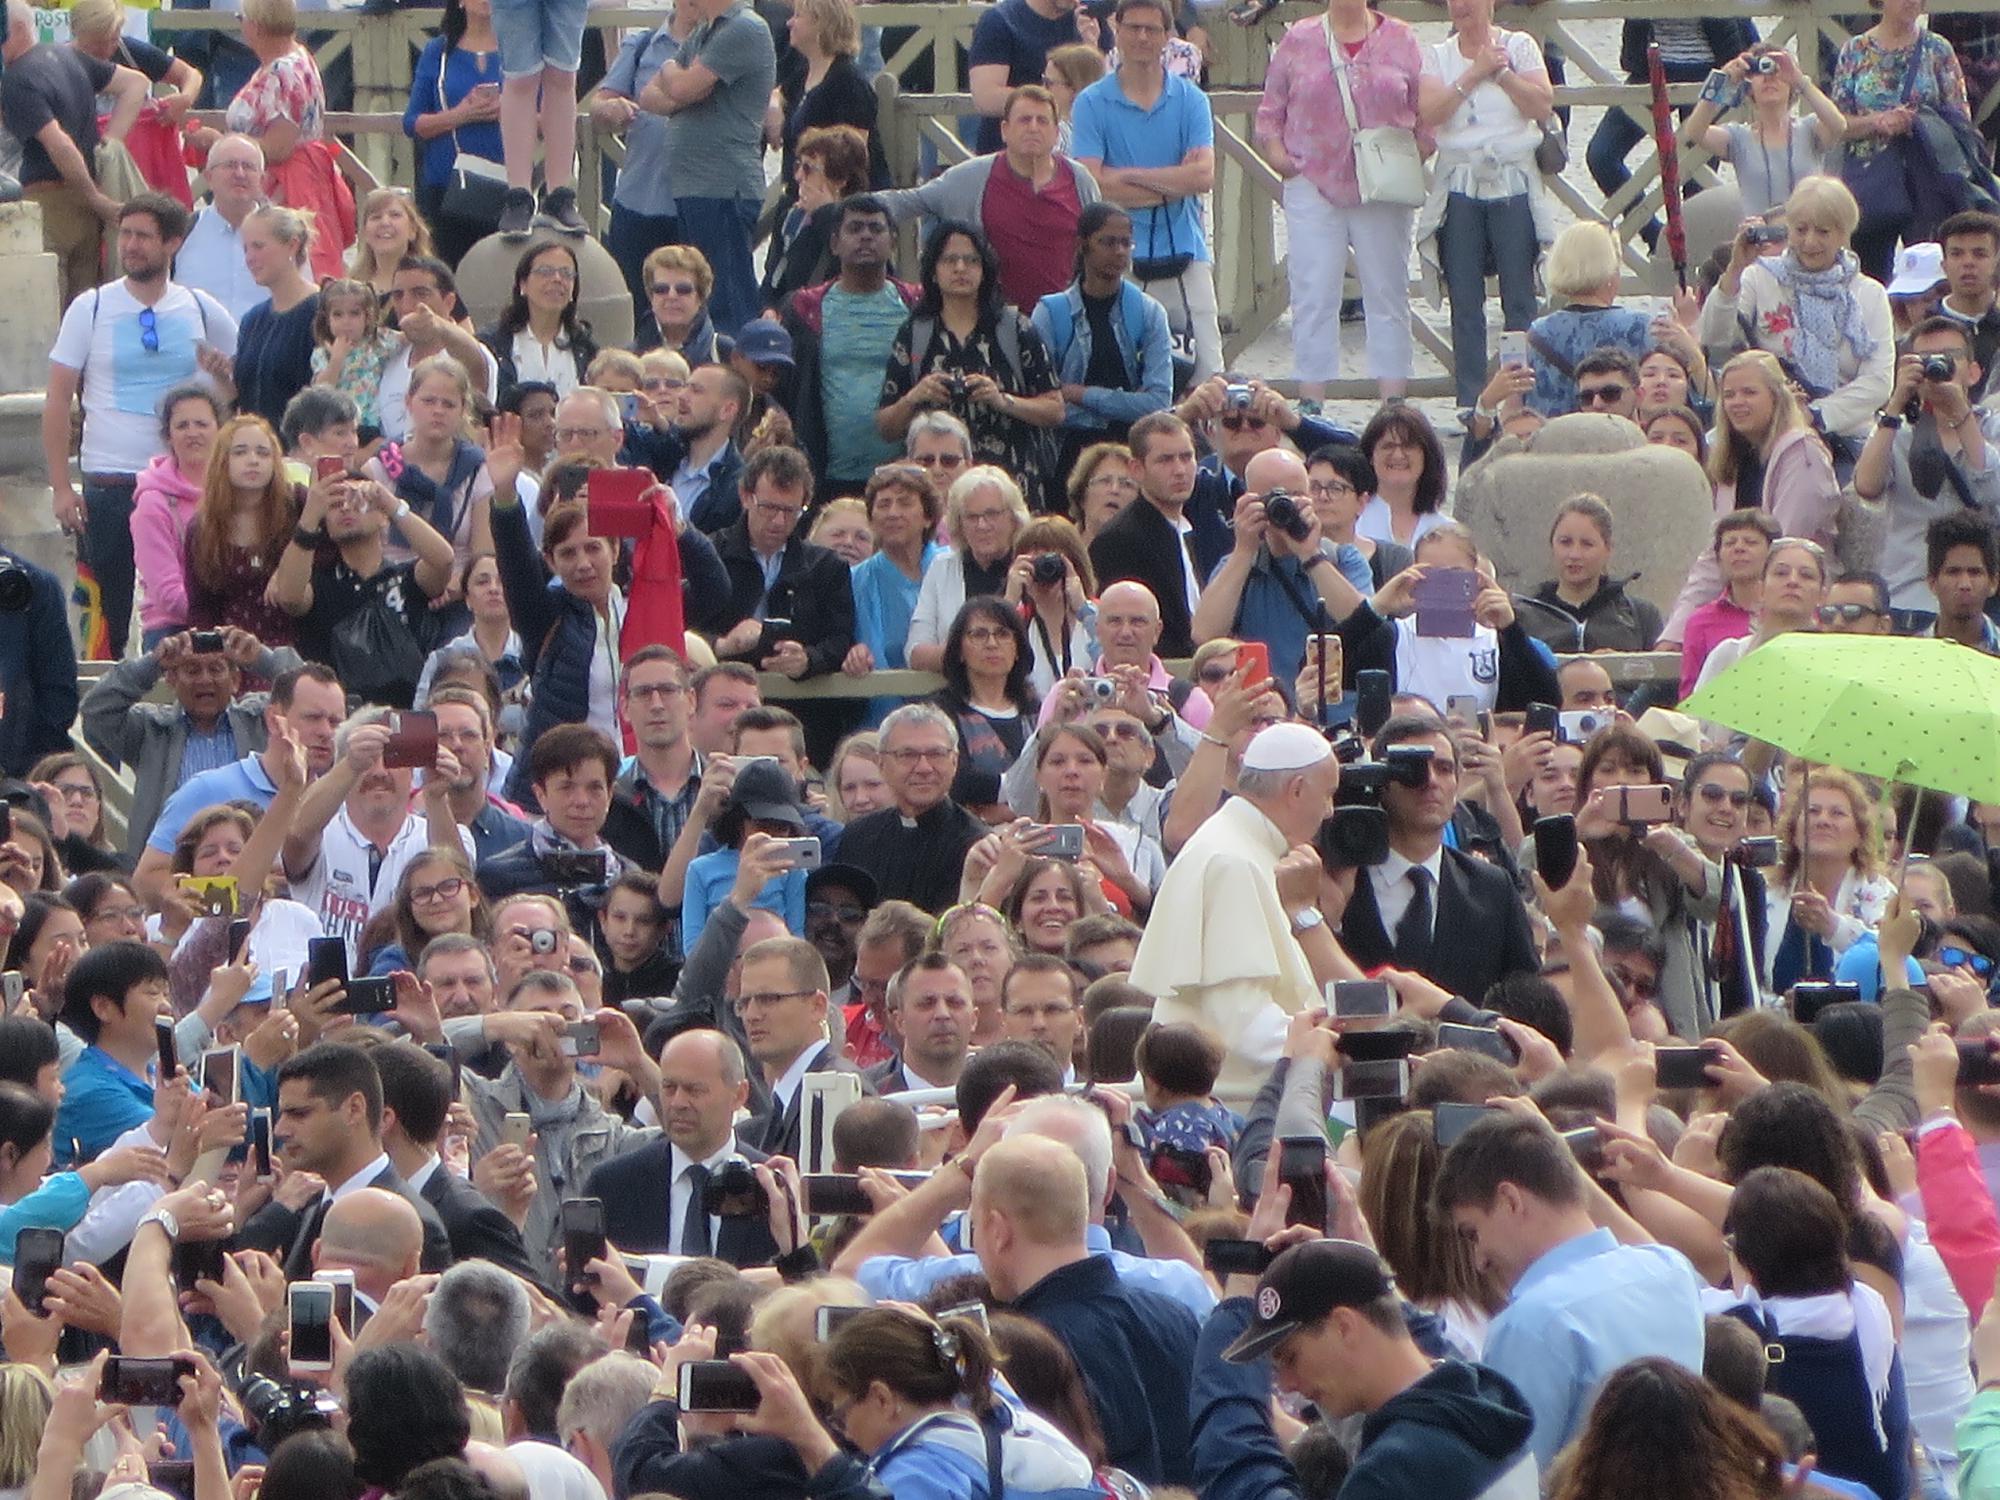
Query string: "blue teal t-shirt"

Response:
xmin=1069 ymin=70 xmax=1215 ymax=265
xmin=821 ymin=284 xmax=909 ymax=481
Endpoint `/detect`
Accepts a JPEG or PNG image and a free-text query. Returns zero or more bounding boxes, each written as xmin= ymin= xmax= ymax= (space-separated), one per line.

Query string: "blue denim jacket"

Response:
xmin=1032 ymin=281 xmax=1175 ymax=431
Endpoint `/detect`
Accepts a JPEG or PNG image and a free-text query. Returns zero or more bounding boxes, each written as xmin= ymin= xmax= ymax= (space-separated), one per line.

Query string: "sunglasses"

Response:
xmin=649 ymin=281 xmax=698 ymax=297
xmin=1815 ymin=602 xmax=1882 ymax=625
xmin=1696 ymin=784 xmax=1752 ymax=807
xmin=1940 ymin=945 xmax=1997 ymax=978
xmin=138 ymin=307 xmax=159 ymax=354
xmin=1577 ymin=384 xmax=1628 ymax=406
xmin=1219 ymin=414 xmax=1268 ymax=432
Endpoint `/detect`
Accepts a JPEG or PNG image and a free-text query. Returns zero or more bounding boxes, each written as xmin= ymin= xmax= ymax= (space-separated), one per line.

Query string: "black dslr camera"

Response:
xmin=701 ymin=1156 xmax=770 ymax=1218
xmin=1262 ymin=488 xmax=1313 ymax=543
xmin=1031 ymin=552 xmax=1067 ymax=587
xmin=1922 ymin=354 xmax=1957 ymax=382
xmin=1315 ymin=746 xmax=1434 ymax=868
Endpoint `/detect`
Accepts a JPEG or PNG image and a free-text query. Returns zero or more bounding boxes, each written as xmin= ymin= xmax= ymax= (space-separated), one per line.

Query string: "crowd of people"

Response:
xmin=6 ymin=0 xmax=2000 ymax=1497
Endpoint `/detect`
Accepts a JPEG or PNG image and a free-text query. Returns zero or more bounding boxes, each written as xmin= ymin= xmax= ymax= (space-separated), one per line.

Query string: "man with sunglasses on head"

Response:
xmin=1174 ymin=373 xmax=1356 ymax=549
xmin=1816 ymin=571 xmax=1896 ymax=636
xmin=46 ymin=193 xmax=236 ymax=662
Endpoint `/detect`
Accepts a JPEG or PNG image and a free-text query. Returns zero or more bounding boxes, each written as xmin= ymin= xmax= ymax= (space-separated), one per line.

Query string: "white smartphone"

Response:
xmin=1499 ymin=331 xmax=1529 ymax=367
xmin=503 ymin=1112 xmax=533 ymax=1151
xmin=317 ymin=1268 xmax=356 ymax=1332
xmin=287 ymin=1282 xmax=335 ymax=1374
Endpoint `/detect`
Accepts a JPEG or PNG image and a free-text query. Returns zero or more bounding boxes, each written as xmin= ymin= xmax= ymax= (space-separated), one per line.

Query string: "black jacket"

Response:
xmin=477 ymin=319 xmax=601 ymax=405
xmin=708 ymin=518 xmax=856 ymax=678
xmin=838 ymin=799 xmax=987 ymax=915
xmin=585 ymin=1137 xmax=780 ymax=1267
xmin=418 ymin=1164 xmax=544 ymax=1283
xmin=1618 ymin=17 xmax=1757 ymax=78
xmin=1335 ymin=600 xmax=1563 ymax=713
xmin=777 ymin=277 xmax=920 ymax=476
xmin=1521 ymin=578 xmax=1662 ymax=654
xmin=1337 ymin=846 xmax=1541 ymax=1006
xmin=239 ymin=1160 xmax=453 ymax=1279
xmin=613 ymin=1401 xmax=892 ymax=1500
xmin=742 ymin=1042 xmax=876 ymax=1161
xmin=0 ymin=547 xmax=78 ymax=777
xmin=1088 ymin=497 xmax=1216 ymax=659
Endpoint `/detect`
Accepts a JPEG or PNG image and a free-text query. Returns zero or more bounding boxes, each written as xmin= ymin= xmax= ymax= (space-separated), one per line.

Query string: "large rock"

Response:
xmin=0 ymin=203 xmax=59 ymax=397
xmin=454 ymin=229 xmax=635 ymax=353
xmin=1454 ymin=412 xmax=1716 ymax=620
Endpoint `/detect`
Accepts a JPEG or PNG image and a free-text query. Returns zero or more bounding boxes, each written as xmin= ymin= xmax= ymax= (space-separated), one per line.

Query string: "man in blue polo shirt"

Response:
xmin=129 ymin=663 xmax=349 ymax=904
xmin=55 ymin=943 xmax=174 ymax=1165
xmin=1069 ymin=0 xmax=1221 ymax=382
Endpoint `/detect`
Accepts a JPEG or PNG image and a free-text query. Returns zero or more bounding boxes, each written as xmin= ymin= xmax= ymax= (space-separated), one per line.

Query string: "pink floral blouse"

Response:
xmin=1256 ymin=11 xmax=1429 ymax=209
xmin=225 ymin=45 xmax=326 ymax=142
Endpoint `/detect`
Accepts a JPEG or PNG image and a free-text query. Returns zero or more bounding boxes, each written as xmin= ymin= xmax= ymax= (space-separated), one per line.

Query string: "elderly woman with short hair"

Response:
xmin=905 ymin=465 xmax=1032 ymax=672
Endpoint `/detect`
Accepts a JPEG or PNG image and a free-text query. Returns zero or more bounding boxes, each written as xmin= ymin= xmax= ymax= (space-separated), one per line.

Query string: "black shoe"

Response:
xmin=1340 ymin=297 xmax=1365 ymax=323
xmin=498 ymin=187 xmax=536 ymax=237
xmin=538 ymin=186 xmax=587 ymax=235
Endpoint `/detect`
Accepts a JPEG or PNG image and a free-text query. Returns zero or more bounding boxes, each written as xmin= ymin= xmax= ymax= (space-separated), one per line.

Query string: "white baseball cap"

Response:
xmin=1887 ymin=243 xmax=1946 ymax=298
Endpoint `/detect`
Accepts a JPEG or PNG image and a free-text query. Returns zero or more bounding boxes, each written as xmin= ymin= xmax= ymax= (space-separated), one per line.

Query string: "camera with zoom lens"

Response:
xmin=701 ymin=1156 xmax=770 ymax=1219
xmin=1316 ymin=746 xmax=1436 ymax=868
xmin=0 ymin=563 xmax=30 ymax=614
xmin=1922 ymin=354 xmax=1957 ymax=382
xmin=1750 ymin=53 xmax=1778 ymax=74
xmin=1262 ymin=488 xmax=1313 ymax=543
xmin=237 ymin=1373 xmax=339 ymax=1451
xmin=1031 ymin=552 xmax=1067 ymax=587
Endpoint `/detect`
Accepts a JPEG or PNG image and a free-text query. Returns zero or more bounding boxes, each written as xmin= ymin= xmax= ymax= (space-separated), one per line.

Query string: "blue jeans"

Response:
xmin=606 ymin=202 xmax=680 ymax=310
xmin=675 ymin=196 xmax=762 ymax=338
xmin=1439 ymin=191 xmax=1539 ymax=408
xmin=82 ymin=474 xmax=137 ymax=660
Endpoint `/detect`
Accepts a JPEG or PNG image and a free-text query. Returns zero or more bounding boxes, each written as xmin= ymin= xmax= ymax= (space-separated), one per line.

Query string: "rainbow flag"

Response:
xmin=72 ymin=559 xmax=110 ymax=660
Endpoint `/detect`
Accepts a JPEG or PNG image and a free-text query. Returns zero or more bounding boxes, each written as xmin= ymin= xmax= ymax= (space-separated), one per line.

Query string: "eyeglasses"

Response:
xmin=1093 ymin=719 xmax=1147 ymax=740
xmin=409 ymin=876 xmax=467 ymax=905
xmin=1309 ymin=480 xmax=1356 ymax=499
xmin=555 ymin=426 xmax=608 ymax=444
xmin=807 ymin=901 xmax=868 ymax=925
xmin=1609 ymin=963 xmax=1660 ymax=1000
xmin=1941 ymin=945 xmax=1997 ymax=978
xmin=92 ymin=904 xmax=146 ymax=924
xmin=644 ymin=377 xmax=687 ymax=394
xmin=883 ymin=746 xmax=955 ymax=765
xmin=1696 ymin=784 xmax=1752 ymax=807
xmin=1815 ymin=602 xmax=1883 ymax=625
xmin=917 ymin=452 xmax=968 ymax=470
xmin=731 ymin=988 xmax=816 ymax=1015
xmin=753 ymin=498 xmax=805 ymax=520
xmin=1219 ymin=414 xmax=1267 ymax=432
xmin=1577 ymin=384 xmax=1630 ymax=406
xmin=962 ymin=626 xmax=1012 ymax=645
xmin=138 ymin=307 xmax=159 ymax=354
xmin=530 ymin=265 xmax=578 ymax=284
xmin=54 ymin=782 xmax=99 ymax=802
xmin=649 ymin=281 xmax=698 ymax=297
xmin=796 ymin=160 xmax=825 ymax=177
xmin=937 ymin=252 xmax=983 ymax=269
xmin=626 ymin=680 xmax=686 ymax=701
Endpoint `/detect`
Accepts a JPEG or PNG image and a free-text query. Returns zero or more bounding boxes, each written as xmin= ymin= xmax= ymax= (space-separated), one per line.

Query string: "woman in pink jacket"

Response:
xmin=131 ymin=387 xmax=225 ymax=650
xmin=1663 ymin=350 xmax=1842 ymax=642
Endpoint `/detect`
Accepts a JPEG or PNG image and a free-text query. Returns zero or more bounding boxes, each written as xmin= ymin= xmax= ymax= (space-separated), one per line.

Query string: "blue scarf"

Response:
xmin=1764 ymin=250 xmax=1876 ymax=399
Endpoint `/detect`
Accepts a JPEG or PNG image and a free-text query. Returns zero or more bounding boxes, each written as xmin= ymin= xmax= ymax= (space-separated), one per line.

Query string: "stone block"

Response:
xmin=0 ymin=252 xmax=61 ymax=395
xmin=455 ymin=230 xmax=635 ymax=352
xmin=1454 ymin=412 xmax=1717 ymax=620
xmin=0 ymin=200 xmax=46 ymax=259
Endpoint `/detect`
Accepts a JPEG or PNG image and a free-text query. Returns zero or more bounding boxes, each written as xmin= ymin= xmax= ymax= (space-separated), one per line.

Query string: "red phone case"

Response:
xmin=1236 ymin=642 xmax=1271 ymax=682
xmin=587 ymin=469 xmax=652 ymax=538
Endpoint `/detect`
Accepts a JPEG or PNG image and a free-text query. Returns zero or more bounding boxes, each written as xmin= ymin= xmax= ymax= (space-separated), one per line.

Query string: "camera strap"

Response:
xmin=1270 ymin=549 xmax=1338 ymax=633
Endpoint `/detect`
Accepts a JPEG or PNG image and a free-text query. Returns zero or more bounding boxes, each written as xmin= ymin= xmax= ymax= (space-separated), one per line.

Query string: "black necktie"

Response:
xmin=680 ymin=1165 xmax=712 ymax=1256
xmin=1394 ymin=867 xmax=1434 ymax=971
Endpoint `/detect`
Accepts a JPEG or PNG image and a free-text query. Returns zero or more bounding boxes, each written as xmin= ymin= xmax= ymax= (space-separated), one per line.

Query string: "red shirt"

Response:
xmin=981 ymin=156 xmax=1085 ymax=312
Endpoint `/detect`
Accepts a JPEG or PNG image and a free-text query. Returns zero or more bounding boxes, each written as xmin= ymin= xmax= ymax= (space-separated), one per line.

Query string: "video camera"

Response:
xmin=1316 ymin=744 xmax=1434 ymax=867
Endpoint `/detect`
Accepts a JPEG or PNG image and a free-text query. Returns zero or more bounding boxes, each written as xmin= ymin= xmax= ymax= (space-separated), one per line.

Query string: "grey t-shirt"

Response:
xmin=1723 ymin=119 xmax=1826 ymax=218
xmin=662 ymin=2 xmax=777 ymax=202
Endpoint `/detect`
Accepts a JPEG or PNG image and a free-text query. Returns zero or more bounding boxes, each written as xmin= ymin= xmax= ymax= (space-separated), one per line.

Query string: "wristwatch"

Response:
xmin=391 ymin=499 xmax=413 ymax=522
xmin=138 ymin=1207 xmax=180 ymax=1242
xmin=1875 ymin=409 xmax=1905 ymax=430
xmin=1289 ymin=907 xmax=1326 ymax=934
xmin=292 ymin=525 xmax=326 ymax=549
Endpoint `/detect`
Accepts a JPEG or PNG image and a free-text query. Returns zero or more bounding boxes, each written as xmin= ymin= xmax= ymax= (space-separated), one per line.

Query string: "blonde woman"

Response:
xmin=347 ymin=187 xmax=440 ymax=299
xmin=1700 ymin=175 xmax=1894 ymax=440
xmin=229 ymin=204 xmax=322 ymax=429
xmin=1683 ymin=46 xmax=1845 ymax=217
xmin=906 ymin=465 xmax=1031 ymax=672
xmin=1765 ymin=765 xmax=1894 ymax=991
xmin=226 ymin=0 xmax=354 ymax=282
xmin=363 ymin=354 xmax=496 ymax=566
xmin=808 ymin=495 xmax=875 ymax=566
xmin=1066 ymin=441 xmax=1137 ymax=543
xmin=634 ymin=244 xmax=721 ymax=362
xmin=772 ymin=0 xmax=885 ymax=205
xmin=1662 ymin=350 xmax=1841 ymax=642
xmin=1043 ymin=43 xmax=1107 ymax=156
xmin=0 ymin=1362 xmax=52 ymax=1495
xmin=69 ymin=0 xmax=202 ymax=129
xmin=826 ymin=732 xmax=890 ymax=821
xmin=1526 ymin=221 xmax=1654 ymax=414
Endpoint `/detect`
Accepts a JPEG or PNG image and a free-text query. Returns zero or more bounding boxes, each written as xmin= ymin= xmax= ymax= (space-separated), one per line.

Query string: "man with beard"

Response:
xmin=425 ymin=687 xmax=532 ymax=862
xmin=647 ymin=363 xmax=748 ymax=533
xmin=280 ymin=707 xmax=477 ymax=966
xmin=45 ymin=193 xmax=237 ymax=661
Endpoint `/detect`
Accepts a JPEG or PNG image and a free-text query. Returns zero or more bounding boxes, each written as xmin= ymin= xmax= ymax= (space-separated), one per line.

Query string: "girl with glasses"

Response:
xmin=908 ymin=467 xmax=1031 ymax=673
xmin=64 ymin=873 xmax=148 ymax=948
xmin=1065 ymin=442 xmax=1138 ymax=546
xmin=479 ymin=241 xmax=600 ymax=404
xmin=370 ymin=847 xmax=490 ymax=977
xmin=932 ymin=598 xmax=1038 ymax=822
xmin=1355 ymin=406 xmax=1449 ymax=551
xmin=28 ymin=755 xmax=122 ymax=876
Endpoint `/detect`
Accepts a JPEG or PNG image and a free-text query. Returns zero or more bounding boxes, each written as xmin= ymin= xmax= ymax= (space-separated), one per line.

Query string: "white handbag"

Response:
xmin=1325 ymin=17 xmax=1427 ymax=208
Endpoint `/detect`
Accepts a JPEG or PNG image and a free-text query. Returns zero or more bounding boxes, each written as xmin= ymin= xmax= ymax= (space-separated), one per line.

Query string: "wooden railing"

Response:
xmin=144 ymin=0 xmax=2000 ymax=399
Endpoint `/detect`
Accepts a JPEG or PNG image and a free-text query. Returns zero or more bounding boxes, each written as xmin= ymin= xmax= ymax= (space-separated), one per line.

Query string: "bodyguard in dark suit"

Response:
xmin=372 ymin=1040 xmax=544 ymax=1284
xmin=584 ymin=1029 xmax=779 ymax=1267
xmin=239 ymin=1044 xmax=453 ymax=1277
xmin=1335 ymin=718 xmax=1540 ymax=1005
xmin=733 ymin=937 xmax=876 ymax=1163
xmin=1088 ymin=413 xmax=1215 ymax=658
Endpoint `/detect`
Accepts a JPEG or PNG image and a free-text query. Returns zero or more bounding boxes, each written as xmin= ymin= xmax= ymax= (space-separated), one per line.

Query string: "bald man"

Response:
xmin=973 ymin=1135 xmax=1199 ymax=1487
xmin=173 ymin=133 xmax=267 ymax=320
xmin=316 ymin=1187 xmax=424 ymax=1311
xmin=585 ymin=1028 xmax=778 ymax=1267
xmin=1191 ymin=447 xmax=1370 ymax=688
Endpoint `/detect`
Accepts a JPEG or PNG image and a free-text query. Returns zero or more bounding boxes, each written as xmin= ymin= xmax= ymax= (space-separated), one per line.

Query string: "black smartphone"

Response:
xmin=1355 ymin=670 xmax=1392 ymax=737
xmin=154 ymin=1015 xmax=178 ymax=1083
xmin=306 ymin=936 xmax=348 ymax=990
xmin=1655 ymin=1045 xmax=1718 ymax=1090
xmin=1433 ymin=1101 xmax=1499 ymax=1148
xmin=1524 ymin=702 xmax=1559 ymax=739
xmin=100 ymin=1356 xmax=195 ymax=1406
xmin=1533 ymin=814 xmax=1579 ymax=890
xmin=0 ymin=805 xmax=10 ymax=845
xmin=226 ymin=917 xmax=252 ymax=962
xmin=333 ymin=975 xmax=394 ymax=1015
xmin=1331 ymin=1059 xmax=1410 ymax=1101
xmin=1148 ymin=1143 xmax=1213 ymax=1199
xmin=1329 ymin=979 xmax=1393 ymax=1019
xmin=625 ymin=1312 xmax=655 ymax=1356
xmin=561 ymin=1197 xmax=609 ymax=1305
xmin=172 ymin=1237 xmax=227 ymax=1295
xmin=1791 ymin=981 xmax=1862 ymax=1026
xmin=1336 ymin=1029 xmax=1419 ymax=1063
xmin=423 ymin=1042 xmax=461 ymax=1102
xmin=1960 ymin=1040 xmax=2000 ymax=1085
xmin=1203 ymin=1237 xmax=1278 ymax=1277
xmin=677 ymin=1360 xmax=762 ymax=1413
xmin=11 ymin=1226 xmax=63 ymax=1315
xmin=1436 ymin=1022 xmax=1519 ymax=1064
xmin=148 ymin=1461 xmax=196 ymax=1500
xmin=1560 ymin=1125 xmax=1604 ymax=1159
xmin=802 ymin=1174 xmax=873 ymax=1217
xmin=250 ymin=1109 xmax=272 ymax=1177
xmin=1278 ymin=1135 xmax=1329 ymax=1230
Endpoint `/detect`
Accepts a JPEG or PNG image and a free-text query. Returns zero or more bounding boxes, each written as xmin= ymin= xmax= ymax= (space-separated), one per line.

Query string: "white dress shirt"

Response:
xmin=1370 ymin=846 xmax=1445 ymax=941
xmin=327 ymin=1152 xmax=392 ymax=1204
xmin=768 ymin=1045 xmax=820 ymax=1119
xmin=668 ymin=1137 xmax=743 ymax=1254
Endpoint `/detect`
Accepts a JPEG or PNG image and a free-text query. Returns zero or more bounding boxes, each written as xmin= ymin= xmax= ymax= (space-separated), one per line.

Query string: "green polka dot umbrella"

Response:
xmin=1680 ymin=632 xmax=2000 ymax=802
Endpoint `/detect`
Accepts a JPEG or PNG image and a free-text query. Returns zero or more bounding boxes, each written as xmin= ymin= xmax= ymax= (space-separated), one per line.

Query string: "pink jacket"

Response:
xmin=1662 ymin=424 xmax=1841 ymax=644
xmin=1915 ymin=1116 xmax=2000 ymax=1320
xmin=131 ymin=455 xmax=204 ymax=634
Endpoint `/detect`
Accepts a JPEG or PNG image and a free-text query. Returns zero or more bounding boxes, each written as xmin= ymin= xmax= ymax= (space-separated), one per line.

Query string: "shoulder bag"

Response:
xmin=1326 ymin=18 xmax=1427 ymax=208
xmin=1837 ymin=38 xmax=1927 ymax=228
xmin=437 ymin=51 xmax=508 ymax=229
